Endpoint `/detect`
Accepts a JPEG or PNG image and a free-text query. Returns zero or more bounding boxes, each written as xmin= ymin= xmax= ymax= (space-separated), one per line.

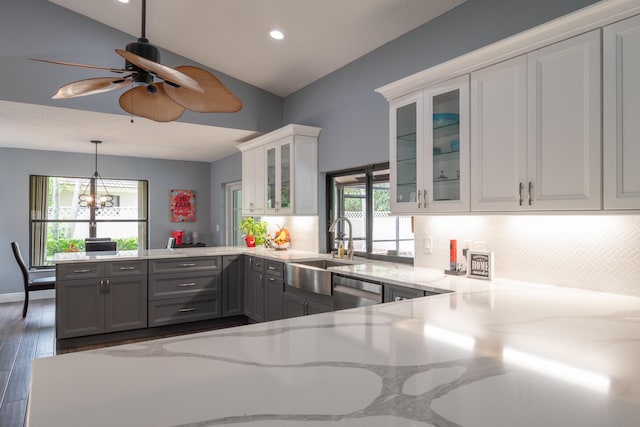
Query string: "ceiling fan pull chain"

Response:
xmin=141 ymin=0 xmax=147 ymax=39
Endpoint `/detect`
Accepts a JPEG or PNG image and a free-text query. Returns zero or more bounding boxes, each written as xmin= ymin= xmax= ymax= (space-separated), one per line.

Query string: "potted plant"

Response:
xmin=239 ymin=216 xmax=268 ymax=247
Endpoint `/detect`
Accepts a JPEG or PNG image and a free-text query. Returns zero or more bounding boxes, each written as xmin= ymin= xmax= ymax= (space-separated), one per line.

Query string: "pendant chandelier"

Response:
xmin=78 ymin=140 xmax=114 ymax=209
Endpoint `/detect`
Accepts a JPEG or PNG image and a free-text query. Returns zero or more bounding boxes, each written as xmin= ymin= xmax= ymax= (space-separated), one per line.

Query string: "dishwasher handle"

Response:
xmin=333 ymin=284 xmax=382 ymax=310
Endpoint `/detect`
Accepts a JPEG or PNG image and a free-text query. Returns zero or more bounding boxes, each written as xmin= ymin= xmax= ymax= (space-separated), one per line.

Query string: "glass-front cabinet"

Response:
xmin=390 ymin=75 xmax=469 ymax=213
xmin=265 ymin=137 xmax=293 ymax=215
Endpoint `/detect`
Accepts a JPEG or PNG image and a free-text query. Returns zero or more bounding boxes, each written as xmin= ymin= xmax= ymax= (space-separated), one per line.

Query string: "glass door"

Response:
xmin=266 ymin=145 xmax=277 ymax=211
xmin=424 ymin=75 xmax=470 ymax=211
xmin=390 ymin=92 xmax=423 ymax=213
xmin=279 ymin=141 xmax=291 ymax=211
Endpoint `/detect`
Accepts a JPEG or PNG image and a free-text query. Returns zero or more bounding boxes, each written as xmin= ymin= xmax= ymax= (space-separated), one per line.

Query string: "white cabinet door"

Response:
xmin=526 ymin=29 xmax=601 ymax=210
xmin=265 ymin=137 xmax=294 ymax=215
xmin=390 ymin=92 xmax=423 ymax=214
xmin=471 ymin=56 xmax=527 ymax=211
xmin=425 ymin=74 xmax=470 ymax=212
xmin=604 ymin=14 xmax=640 ymax=209
xmin=241 ymin=146 xmax=265 ymax=215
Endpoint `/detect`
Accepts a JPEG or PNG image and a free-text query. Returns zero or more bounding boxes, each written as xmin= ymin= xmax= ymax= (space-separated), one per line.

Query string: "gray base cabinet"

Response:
xmin=244 ymin=256 xmax=284 ymax=322
xmin=264 ymin=260 xmax=284 ymax=321
xmin=244 ymin=255 xmax=265 ymax=322
xmin=283 ymin=286 xmax=332 ymax=319
xmin=148 ymin=257 xmax=222 ymax=327
xmin=222 ymin=255 xmax=244 ymax=317
xmin=56 ymin=260 xmax=147 ymax=339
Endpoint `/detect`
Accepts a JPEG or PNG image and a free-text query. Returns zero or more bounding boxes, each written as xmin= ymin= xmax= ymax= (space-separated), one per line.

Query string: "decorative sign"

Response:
xmin=170 ymin=189 xmax=196 ymax=222
xmin=467 ymin=250 xmax=494 ymax=280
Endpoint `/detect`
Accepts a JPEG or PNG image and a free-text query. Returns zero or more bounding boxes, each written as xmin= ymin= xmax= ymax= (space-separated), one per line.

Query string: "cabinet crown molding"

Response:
xmin=376 ymin=0 xmax=640 ymax=101
xmin=237 ymin=124 xmax=321 ymax=152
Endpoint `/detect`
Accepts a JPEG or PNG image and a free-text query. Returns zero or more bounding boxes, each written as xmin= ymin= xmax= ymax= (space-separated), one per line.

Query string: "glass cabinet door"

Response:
xmin=390 ymin=93 xmax=423 ymax=213
xmin=425 ymin=75 xmax=469 ymax=212
xmin=266 ymin=146 xmax=276 ymax=210
xmin=279 ymin=142 xmax=291 ymax=210
xmin=431 ymin=89 xmax=461 ymax=202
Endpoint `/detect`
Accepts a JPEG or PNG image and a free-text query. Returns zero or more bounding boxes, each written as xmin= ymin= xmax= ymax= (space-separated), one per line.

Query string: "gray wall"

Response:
xmin=0 ymin=147 xmax=212 ymax=294
xmin=209 ymin=152 xmax=243 ymax=247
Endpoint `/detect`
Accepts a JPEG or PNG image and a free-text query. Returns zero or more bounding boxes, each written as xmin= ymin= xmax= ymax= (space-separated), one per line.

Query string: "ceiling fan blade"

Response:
xmin=163 ymin=66 xmax=242 ymax=113
xmin=114 ymin=49 xmax=203 ymax=93
xmin=52 ymin=77 xmax=133 ymax=99
xmin=30 ymin=58 xmax=128 ymax=73
xmin=118 ymin=83 xmax=185 ymax=122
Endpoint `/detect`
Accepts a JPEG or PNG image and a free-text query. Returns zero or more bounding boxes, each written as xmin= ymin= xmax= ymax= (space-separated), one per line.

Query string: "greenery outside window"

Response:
xmin=29 ymin=175 xmax=148 ymax=267
xmin=327 ymin=163 xmax=414 ymax=263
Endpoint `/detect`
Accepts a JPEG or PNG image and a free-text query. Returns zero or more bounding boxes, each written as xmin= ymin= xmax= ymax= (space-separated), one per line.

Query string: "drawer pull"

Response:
xmin=119 ymin=266 xmax=136 ymax=270
xmin=269 ymin=277 xmax=276 ymax=281
xmin=178 ymin=283 xmax=197 ymax=287
xmin=178 ymin=263 xmax=197 ymax=267
xmin=73 ymin=269 xmax=92 ymax=273
xmin=268 ymin=266 xmax=277 ymax=271
xmin=178 ymin=308 xmax=196 ymax=313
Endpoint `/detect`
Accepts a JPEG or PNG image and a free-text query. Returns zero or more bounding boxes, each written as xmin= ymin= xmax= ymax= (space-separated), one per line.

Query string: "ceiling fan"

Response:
xmin=31 ymin=0 xmax=242 ymax=122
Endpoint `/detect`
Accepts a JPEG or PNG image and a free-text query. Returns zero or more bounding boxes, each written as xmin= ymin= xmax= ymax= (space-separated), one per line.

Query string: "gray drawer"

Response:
xmin=148 ymin=272 xmax=221 ymax=301
xmin=56 ymin=262 xmax=104 ymax=281
xmin=106 ymin=260 xmax=147 ymax=277
xmin=249 ymin=256 xmax=265 ymax=272
xmin=264 ymin=260 xmax=283 ymax=278
xmin=149 ymin=257 xmax=220 ymax=274
xmin=148 ymin=295 xmax=221 ymax=327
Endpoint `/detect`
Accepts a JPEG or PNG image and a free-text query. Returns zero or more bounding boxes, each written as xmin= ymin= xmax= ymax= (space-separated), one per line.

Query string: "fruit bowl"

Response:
xmin=272 ymin=241 xmax=290 ymax=251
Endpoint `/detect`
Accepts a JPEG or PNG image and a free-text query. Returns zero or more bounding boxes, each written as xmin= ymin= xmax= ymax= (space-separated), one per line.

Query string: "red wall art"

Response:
xmin=170 ymin=189 xmax=196 ymax=222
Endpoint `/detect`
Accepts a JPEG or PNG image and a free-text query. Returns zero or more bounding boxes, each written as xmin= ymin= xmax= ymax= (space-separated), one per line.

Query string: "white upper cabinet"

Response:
xmin=526 ymin=29 xmax=601 ymax=210
xmin=604 ymin=14 xmax=640 ymax=209
xmin=471 ymin=30 xmax=601 ymax=211
xmin=390 ymin=75 xmax=469 ymax=214
xmin=241 ymin=146 xmax=265 ymax=215
xmin=471 ymin=56 xmax=528 ymax=211
xmin=238 ymin=124 xmax=320 ymax=216
xmin=265 ymin=137 xmax=293 ymax=215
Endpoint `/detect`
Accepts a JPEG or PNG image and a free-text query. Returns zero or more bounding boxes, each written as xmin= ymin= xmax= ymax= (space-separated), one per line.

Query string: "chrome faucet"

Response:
xmin=329 ymin=216 xmax=353 ymax=260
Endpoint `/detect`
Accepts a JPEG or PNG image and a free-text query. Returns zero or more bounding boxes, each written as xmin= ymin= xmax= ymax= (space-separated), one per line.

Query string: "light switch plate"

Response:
xmin=424 ymin=234 xmax=432 ymax=253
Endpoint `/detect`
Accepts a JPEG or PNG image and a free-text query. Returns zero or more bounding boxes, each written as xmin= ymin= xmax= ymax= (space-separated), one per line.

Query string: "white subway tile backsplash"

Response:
xmin=414 ymin=214 xmax=640 ymax=297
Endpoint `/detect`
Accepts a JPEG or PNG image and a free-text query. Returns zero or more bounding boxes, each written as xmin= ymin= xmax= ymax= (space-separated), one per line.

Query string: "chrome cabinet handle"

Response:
xmin=100 ymin=279 xmax=104 ymax=294
xmin=528 ymin=181 xmax=533 ymax=206
xmin=119 ymin=266 xmax=136 ymax=270
xmin=178 ymin=308 xmax=196 ymax=313
xmin=268 ymin=266 xmax=276 ymax=271
xmin=423 ymin=189 xmax=428 ymax=207
xmin=178 ymin=263 xmax=196 ymax=267
xmin=106 ymin=279 xmax=110 ymax=293
xmin=417 ymin=189 xmax=422 ymax=208
xmin=268 ymin=277 xmax=276 ymax=281
xmin=178 ymin=282 xmax=197 ymax=287
xmin=74 ymin=268 xmax=92 ymax=273
xmin=519 ymin=182 xmax=524 ymax=206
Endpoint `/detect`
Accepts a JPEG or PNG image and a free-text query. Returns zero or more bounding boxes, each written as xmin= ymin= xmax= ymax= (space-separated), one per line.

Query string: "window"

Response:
xmin=327 ymin=163 xmax=414 ymax=262
xmin=29 ymin=175 xmax=148 ymax=267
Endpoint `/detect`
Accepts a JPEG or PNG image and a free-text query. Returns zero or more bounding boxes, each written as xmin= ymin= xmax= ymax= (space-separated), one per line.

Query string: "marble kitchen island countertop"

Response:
xmin=28 ymin=283 xmax=640 ymax=426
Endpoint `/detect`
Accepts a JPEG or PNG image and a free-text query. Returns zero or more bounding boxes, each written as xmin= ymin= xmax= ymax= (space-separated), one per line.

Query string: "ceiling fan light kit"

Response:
xmin=33 ymin=0 xmax=241 ymax=122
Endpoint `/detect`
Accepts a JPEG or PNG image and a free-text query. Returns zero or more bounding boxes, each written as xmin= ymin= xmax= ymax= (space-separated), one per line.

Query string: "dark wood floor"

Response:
xmin=0 ymin=298 xmax=55 ymax=427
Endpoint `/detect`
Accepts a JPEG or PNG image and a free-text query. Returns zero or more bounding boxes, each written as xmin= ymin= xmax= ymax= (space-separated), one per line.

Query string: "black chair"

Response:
xmin=11 ymin=241 xmax=56 ymax=318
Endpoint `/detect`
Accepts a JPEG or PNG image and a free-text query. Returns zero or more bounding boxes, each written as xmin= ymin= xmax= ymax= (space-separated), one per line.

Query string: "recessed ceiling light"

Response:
xmin=270 ymin=30 xmax=284 ymax=40
xmin=117 ymin=0 xmax=130 ymax=4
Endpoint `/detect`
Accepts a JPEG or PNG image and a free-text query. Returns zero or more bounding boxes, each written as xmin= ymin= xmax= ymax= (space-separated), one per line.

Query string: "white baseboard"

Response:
xmin=0 ymin=289 xmax=55 ymax=304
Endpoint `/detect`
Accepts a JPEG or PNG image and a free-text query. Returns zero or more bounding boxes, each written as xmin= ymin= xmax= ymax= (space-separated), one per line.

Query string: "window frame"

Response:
xmin=28 ymin=174 xmax=149 ymax=268
xmin=325 ymin=162 xmax=413 ymax=265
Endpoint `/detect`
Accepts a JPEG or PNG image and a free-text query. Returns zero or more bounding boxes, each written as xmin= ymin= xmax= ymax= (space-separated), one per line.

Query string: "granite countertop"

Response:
xmin=28 ymin=278 xmax=640 ymax=426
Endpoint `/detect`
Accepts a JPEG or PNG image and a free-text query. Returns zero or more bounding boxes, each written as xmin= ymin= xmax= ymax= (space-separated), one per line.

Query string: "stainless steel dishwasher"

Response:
xmin=333 ymin=274 xmax=382 ymax=309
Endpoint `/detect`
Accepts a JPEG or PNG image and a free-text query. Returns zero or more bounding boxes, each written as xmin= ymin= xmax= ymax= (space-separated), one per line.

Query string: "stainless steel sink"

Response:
xmin=284 ymin=258 xmax=359 ymax=296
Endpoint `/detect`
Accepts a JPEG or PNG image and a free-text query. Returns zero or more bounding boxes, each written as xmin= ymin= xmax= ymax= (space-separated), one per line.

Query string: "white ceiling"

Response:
xmin=1 ymin=0 xmax=464 ymax=162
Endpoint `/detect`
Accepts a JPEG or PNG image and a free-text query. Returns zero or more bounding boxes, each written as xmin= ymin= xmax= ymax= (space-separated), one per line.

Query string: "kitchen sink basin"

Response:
xmin=284 ymin=258 xmax=361 ymax=296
